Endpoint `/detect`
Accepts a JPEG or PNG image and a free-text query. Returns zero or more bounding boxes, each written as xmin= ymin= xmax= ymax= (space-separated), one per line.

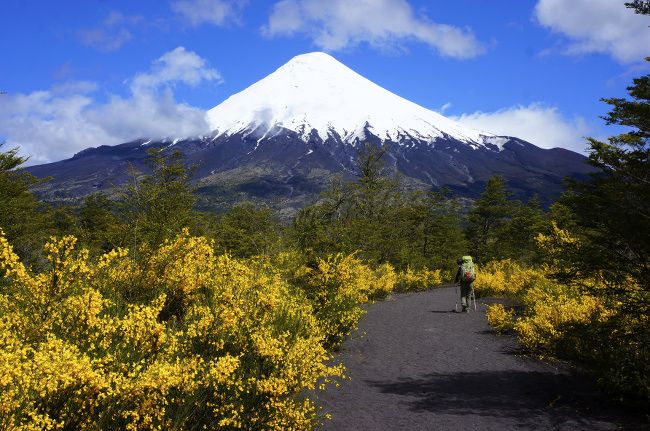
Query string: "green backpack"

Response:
xmin=460 ymin=256 xmax=476 ymax=283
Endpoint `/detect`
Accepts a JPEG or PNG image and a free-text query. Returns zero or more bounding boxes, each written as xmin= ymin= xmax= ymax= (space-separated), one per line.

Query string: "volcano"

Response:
xmin=27 ymin=52 xmax=592 ymax=215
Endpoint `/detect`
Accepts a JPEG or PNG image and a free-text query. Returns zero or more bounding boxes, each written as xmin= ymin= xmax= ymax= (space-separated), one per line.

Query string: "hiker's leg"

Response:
xmin=468 ymin=282 xmax=475 ymax=308
xmin=460 ymin=283 xmax=470 ymax=308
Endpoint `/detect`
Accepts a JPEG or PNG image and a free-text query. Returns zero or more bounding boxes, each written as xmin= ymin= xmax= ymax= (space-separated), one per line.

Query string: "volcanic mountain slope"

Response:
xmin=27 ymin=52 xmax=593 ymax=214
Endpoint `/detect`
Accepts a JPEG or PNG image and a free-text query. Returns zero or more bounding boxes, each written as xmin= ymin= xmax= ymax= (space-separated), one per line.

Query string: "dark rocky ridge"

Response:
xmin=26 ymin=126 xmax=594 ymax=216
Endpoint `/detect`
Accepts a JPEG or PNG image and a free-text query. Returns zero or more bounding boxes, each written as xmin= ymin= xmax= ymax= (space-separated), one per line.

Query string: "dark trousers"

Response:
xmin=460 ymin=282 xmax=473 ymax=308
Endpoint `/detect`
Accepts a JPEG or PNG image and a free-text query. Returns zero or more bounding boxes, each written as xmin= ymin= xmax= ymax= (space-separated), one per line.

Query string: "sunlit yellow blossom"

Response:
xmin=0 ymin=230 xmax=353 ymax=430
xmin=395 ymin=266 xmax=443 ymax=292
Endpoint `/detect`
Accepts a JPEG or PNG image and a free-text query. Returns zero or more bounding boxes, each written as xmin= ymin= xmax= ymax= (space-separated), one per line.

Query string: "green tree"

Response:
xmin=346 ymin=145 xmax=404 ymax=264
xmin=0 ymin=146 xmax=50 ymax=263
xmin=394 ymin=190 xmax=467 ymax=273
xmin=559 ymin=61 xmax=650 ymax=309
xmin=293 ymin=143 xmax=466 ymax=272
xmin=293 ymin=144 xmax=397 ymax=263
xmin=117 ymin=150 xmax=195 ymax=252
xmin=50 ymin=205 xmax=78 ymax=237
xmin=215 ymin=203 xmax=281 ymax=258
xmin=548 ymin=56 xmax=650 ymax=402
xmin=496 ymin=196 xmax=546 ymax=264
xmin=465 ymin=176 xmax=514 ymax=263
xmin=626 ymin=0 xmax=650 ymax=15
xmin=78 ymin=194 xmax=120 ymax=252
xmin=351 ymin=143 xmax=394 ymax=219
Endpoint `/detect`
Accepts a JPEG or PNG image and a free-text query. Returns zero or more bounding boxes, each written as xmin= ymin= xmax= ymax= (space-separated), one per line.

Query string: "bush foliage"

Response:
xmin=0 ymin=230 xmax=347 ymax=430
xmin=0 ymin=222 xmax=449 ymax=430
xmin=479 ymin=248 xmax=649 ymax=403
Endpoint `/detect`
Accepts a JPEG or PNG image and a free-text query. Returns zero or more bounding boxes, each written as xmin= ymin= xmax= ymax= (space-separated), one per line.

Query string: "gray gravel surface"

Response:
xmin=315 ymin=285 xmax=647 ymax=431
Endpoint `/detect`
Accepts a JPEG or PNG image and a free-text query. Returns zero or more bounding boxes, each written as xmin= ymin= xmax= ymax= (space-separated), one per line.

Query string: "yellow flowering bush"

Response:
xmin=394 ymin=267 xmax=443 ymax=292
xmin=0 ymin=229 xmax=348 ymax=430
xmin=514 ymin=281 xmax=611 ymax=354
xmin=474 ymin=260 xmax=544 ymax=298
xmin=291 ymin=254 xmax=397 ymax=348
xmin=485 ymin=304 xmax=515 ymax=333
xmin=480 ymin=225 xmax=649 ymax=402
xmin=514 ymin=292 xmax=609 ymax=353
xmin=479 ymin=259 xmax=611 ymax=354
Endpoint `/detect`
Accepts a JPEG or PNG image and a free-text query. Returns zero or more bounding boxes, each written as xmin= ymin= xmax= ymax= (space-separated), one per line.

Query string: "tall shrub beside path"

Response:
xmin=0 ymin=229 xmax=346 ymax=430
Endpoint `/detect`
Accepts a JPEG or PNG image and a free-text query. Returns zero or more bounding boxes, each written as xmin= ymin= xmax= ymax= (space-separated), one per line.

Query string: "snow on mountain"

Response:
xmin=207 ymin=52 xmax=494 ymax=148
xmin=25 ymin=52 xmax=593 ymax=212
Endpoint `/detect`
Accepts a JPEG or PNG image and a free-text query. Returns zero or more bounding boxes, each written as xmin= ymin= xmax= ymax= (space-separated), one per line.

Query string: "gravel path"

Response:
xmin=315 ymin=285 xmax=646 ymax=430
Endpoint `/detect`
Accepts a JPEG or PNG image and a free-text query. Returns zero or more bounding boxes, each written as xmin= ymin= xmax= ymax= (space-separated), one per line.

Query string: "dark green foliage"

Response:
xmin=546 ymin=201 xmax=578 ymax=231
xmin=562 ymin=66 xmax=650 ymax=311
xmin=116 ymin=150 xmax=196 ymax=251
xmin=496 ymin=196 xmax=546 ymax=264
xmin=50 ymin=206 xmax=78 ymax=237
xmin=293 ymin=143 xmax=467 ymax=272
xmin=0 ymin=146 xmax=50 ymax=263
xmin=626 ymin=0 xmax=650 ymax=15
xmin=464 ymin=177 xmax=548 ymax=265
xmin=214 ymin=203 xmax=281 ymax=258
xmin=78 ymin=194 xmax=121 ymax=252
xmin=547 ymin=59 xmax=650 ymax=403
xmin=465 ymin=176 xmax=514 ymax=263
xmin=558 ymin=65 xmax=650 ymax=311
xmin=383 ymin=191 xmax=467 ymax=273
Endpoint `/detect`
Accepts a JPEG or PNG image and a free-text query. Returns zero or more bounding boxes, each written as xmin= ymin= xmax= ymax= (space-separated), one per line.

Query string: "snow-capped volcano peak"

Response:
xmin=207 ymin=52 xmax=493 ymax=146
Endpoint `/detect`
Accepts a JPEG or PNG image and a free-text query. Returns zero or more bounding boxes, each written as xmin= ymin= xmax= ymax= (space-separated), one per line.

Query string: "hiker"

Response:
xmin=454 ymin=256 xmax=476 ymax=312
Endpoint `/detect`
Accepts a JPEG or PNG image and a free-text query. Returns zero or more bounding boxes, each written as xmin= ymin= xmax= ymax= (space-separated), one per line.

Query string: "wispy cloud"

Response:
xmin=0 ymin=48 xmax=222 ymax=165
xmin=78 ymin=11 xmax=143 ymax=52
xmin=437 ymin=102 xmax=452 ymax=114
xmin=262 ymin=0 xmax=485 ymax=58
xmin=170 ymin=0 xmax=248 ymax=26
xmin=131 ymin=47 xmax=223 ymax=93
xmin=534 ymin=0 xmax=650 ymax=63
xmin=453 ymin=103 xmax=591 ymax=153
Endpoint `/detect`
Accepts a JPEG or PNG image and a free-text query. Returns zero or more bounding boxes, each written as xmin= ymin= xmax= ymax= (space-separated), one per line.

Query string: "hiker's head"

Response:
xmin=457 ymin=258 xmax=463 ymax=265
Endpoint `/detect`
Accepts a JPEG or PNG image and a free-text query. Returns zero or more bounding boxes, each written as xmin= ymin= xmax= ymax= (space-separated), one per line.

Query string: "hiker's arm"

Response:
xmin=454 ymin=267 xmax=460 ymax=283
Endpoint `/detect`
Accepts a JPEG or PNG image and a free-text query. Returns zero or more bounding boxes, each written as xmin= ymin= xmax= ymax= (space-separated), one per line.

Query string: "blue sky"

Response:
xmin=1 ymin=0 xmax=649 ymax=164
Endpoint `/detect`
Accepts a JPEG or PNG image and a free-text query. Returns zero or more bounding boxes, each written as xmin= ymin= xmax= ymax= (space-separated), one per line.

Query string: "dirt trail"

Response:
xmin=315 ymin=285 xmax=646 ymax=431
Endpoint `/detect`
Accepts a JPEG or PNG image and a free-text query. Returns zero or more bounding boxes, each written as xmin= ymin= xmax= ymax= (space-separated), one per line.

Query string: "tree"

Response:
xmin=496 ymin=196 xmax=546 ymax=264
xmin=544 ymin=56 xmax=650 ymax=402
xmin=558 ymin=60 xmax=650 ymax=310
xmin=626 ymin=0 xmax=650 ymax=15
xmin=465 ymin=176 xmax=514 ymax=263
xmin=215 ymin=203 xmax=281 ymax=258
xmin=117 ymin=150 xmax=196 ymax=252
xmin=293 ymin=143 xmax=397 ymax=263
xmin=293 ymin=143 xmax=467 ymax=271
xmin=78 ymin=194 xmax=120 ymax=252
xmin=50 ymin=205 xmax=78 ymax=237
xmin=0 ymin=146 xmax=50 ymax=263
xmin=345 ymin=144 xmax=405 ymax=263
xmin=397 ymin=190 xmax=468 ymax=272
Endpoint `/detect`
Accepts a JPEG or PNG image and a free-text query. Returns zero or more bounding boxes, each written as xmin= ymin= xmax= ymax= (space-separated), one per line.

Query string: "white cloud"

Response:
xmin=438 ymin=102 xmax=452 ymax=114
xmin=453 ymin=103 xmax=591 ymax=153
xmin=170 ymin=0 xmax=248 ymax=26
xmin=534 ymin=0 xmax=650 ymax=63
xmin=0 ymin=48 xmax=221 ymax=165
xmin=262 ymin=0 xmax=485 ymax=58
xmin=131 ymin=47 xmax=223 ymax=92
xmin=78 ymin=11 xmax=143 ymax=51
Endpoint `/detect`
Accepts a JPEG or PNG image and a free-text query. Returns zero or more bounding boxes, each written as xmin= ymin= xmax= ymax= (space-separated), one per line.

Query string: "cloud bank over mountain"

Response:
xmin=0 ymin=48 xmax=219 ymax=165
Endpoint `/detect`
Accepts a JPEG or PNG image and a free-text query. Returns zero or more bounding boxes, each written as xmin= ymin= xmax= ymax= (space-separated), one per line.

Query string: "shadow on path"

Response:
xmin=367 ymin=370 xmax=628 ymax=427
xmin=317 ymin=288 xmax=647 ymax=430
xmin=369 ymin=370 xmax=559 ymax=413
